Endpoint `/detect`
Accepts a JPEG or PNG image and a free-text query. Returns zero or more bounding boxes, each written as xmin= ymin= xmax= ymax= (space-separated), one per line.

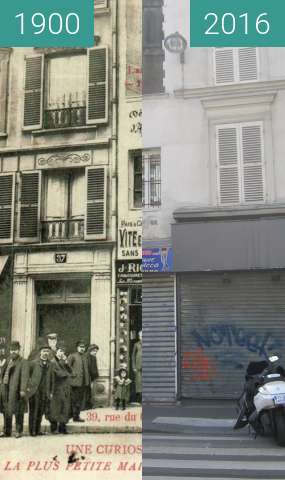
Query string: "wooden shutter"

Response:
xmin=18 ymin=171 xmax=41 ymax=242
xmin=241 ymin=124 xmax=264 ymax=203
xmin=0 ymin=173 xmax=15 ymax=244
xmin=23 ymin=55 xmax=44 ymax=130
xmin=85 ymin=166 xmax=107 ymax=240
xmin=0 ymin=52 xmax=10 ymax=133
xmin=214 ymin=48 xmax=235 ymax=85
xmin=94 ymin=0 xmax=108 ymax=7
xmin=238 ymin=48 xmax=258 ymax=82
xmin=87 ymin=47 xmax=108 ymax=125
xmin=217 ymin=126 xmax=240 ymax=204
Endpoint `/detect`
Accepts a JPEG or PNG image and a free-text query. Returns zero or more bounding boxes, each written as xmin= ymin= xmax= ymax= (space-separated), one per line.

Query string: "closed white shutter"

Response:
xmin=23 ymin=55 xmax=44 ymax=130
xmin=241 ymin=124 xmax=264 ymax=202
xmin=217 ymin=127 xmax=240 ymax=204
xmin=238 ymin=48 xmax=258 ymax=82
xmin=214 ymin=48 xmax=258 ymax=84
xmin=215 ymin=48 xmax=235 ymax=85
xmin=0 ymin=173 xmax=15 ymax=244
xmin=217 ymin=123 xmax=265 ymax=205
xmin=85 ymin=166 xmax=107 ymax=240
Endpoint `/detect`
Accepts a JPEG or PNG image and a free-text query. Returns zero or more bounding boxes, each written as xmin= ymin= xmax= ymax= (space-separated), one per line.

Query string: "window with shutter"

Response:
xmin=18 ymin=171 xmax=41 ymax=242
xmin=0 ymin=173 xmax=15 ymax=244
xmin=0 ymin=51 xmax=10 ymax=133
xmin=87 ymin=47 xmax=108 ymax=125
xmin=85 ymin=166 xmax=107 ymax=240
xmin=217 ymin=122 xmax=265 ymax=205
xmin=23 ymin=55 xmax=44 ymax=130
xmin=214 ymin=48 xmax=258 ymax=85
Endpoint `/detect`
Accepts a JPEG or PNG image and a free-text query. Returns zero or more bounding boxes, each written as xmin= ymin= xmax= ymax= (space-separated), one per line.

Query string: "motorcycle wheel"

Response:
xmin=273 ymin=408 xmax=285 ymax=446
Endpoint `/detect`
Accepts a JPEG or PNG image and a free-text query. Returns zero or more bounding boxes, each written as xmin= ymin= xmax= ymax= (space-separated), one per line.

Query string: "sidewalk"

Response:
xmin=0 ymin=406 xmax=142 ymax=435
xmin=143 ymin=400 xmax=237 ymax=434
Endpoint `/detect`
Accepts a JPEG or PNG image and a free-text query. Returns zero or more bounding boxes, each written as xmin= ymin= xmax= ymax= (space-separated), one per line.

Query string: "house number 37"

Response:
xmin=15 ymin=12 xmax=80 ymax=35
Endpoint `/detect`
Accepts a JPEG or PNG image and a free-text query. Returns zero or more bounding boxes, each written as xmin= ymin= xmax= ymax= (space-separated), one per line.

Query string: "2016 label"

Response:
xmin=204 ymin=12 xmax=270 ymax=36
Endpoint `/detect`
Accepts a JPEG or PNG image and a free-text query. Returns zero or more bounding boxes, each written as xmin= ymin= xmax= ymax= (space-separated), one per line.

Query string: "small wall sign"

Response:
xmin=55 ymin=253 xmax=67 ymax=264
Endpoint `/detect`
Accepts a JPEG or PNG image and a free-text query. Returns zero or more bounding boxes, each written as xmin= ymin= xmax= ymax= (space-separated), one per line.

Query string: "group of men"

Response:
xmin=0 ymin=333 xmax=99 ymax=437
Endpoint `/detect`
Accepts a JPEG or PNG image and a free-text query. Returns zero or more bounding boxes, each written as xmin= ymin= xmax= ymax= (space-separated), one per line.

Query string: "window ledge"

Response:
xmin=0 ymin=133 xmax=7 ymax=138
xmin=31 ymin=125 xmax=98 ymax=135
xmin=95 ymin=7 xmax=110 ymax=16
xmin=173 ymin=203 xmax=285 ymax=222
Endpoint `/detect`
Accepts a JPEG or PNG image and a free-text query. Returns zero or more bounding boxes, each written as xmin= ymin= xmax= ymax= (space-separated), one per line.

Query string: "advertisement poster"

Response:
xmin=0 ymin=0 xmax=142 ymax=479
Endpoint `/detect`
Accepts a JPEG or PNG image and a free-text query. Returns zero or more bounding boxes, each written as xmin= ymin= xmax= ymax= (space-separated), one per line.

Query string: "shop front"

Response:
xmin=172 ymin=206 xmax=285 ymax=400
xmin=116 ymin=259 xmax=142 ymax=402
xmin=11 ymin=247 xmax=113 ymax=406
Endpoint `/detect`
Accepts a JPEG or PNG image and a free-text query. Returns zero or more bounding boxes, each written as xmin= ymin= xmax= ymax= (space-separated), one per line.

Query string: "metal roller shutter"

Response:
xmin=179 ymin=271 xmax=285 ymax=399
xmin=143 ymin=274 xmax=176 ymax=402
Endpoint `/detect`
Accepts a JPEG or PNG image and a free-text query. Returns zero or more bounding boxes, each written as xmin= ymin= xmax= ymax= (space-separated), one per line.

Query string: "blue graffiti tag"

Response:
xmin=191 ymin=324 xmax=282 ymax=360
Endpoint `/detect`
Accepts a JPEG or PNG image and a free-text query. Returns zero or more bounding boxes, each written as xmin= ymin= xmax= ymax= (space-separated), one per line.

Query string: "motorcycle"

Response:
xmin=234 ymin=355 xmax=285 ymax=446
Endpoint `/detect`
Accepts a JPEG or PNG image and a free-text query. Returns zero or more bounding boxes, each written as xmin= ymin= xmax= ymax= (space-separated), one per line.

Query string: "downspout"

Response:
xmin=109 ymin=0 xmax=118 ymax=405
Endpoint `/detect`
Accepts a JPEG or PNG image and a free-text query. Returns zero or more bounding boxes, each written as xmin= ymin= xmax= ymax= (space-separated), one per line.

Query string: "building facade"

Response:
xmin=0 ymin=0 xmax=134 ymax=407
xmin=143 ymin=0 xmax=285 ymax=402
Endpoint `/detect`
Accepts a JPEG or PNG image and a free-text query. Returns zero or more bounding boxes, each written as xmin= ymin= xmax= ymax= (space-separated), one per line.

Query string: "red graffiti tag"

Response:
xmin=182 ymin=348 xmax=217 ymax=381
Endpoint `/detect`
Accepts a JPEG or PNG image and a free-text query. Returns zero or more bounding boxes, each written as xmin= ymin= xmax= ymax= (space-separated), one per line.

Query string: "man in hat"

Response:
xmin=68 ymin=340 xmax=90 ymax=422
xmin=47 ymin=342 xmax=72 ymax=434
xmin=86 ymin=344 xmax=99 ymax=408
xmin=26 ymin=342 xmax=51 ymax=436
xmin=1 ymin=341 xmax=28 ymax=438
xmin=46 ymin=333 xmax=58 ymax=360
xmin=0 ymin=344 xmax=7 ymax=436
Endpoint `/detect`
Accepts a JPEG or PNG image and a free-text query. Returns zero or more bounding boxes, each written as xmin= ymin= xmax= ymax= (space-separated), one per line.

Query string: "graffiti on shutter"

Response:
xmin=19 ymin=172 xmax=41 ymax=242
xmin=0 ymin=174 xmax=15 ymax=243
xmin=87 ymin=47 xmax=108 ymax=124
xmin=23 ymin=55 xmax=44 ymax=130
xmin=85 ymin=167 xmax=107 ymax=240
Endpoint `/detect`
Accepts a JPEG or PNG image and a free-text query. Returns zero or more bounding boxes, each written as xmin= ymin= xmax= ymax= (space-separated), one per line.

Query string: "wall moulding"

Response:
xmin=36 ymin=151 xmax=92 ymax=169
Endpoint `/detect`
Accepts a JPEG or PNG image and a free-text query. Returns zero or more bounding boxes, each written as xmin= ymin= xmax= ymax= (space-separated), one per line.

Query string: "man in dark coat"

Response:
xmin=47 ymin=343 xmax=72 ymax=434
xmin=0 ymin=345 xmax=7 ymax=437
xmin=26 ymin=343 xmax=51 ymax=436
xmin=86 ymin=344 xmax=99 ymax=409
xmin=68 ymin=340 xmax=90 ymax=422
xmin=1 ymin=341 xmax=28 ymax=438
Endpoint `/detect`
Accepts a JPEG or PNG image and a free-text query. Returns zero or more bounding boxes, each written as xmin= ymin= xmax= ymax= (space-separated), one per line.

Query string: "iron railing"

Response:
xmin=42 ymin=219 xmax=84 ymax=242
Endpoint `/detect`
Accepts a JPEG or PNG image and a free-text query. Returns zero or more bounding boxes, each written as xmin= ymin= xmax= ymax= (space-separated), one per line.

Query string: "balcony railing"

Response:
xmin=44 ymin=106 xmax=86 ymax=129
xmin=42 ymin=219 xmax=84 ymax=242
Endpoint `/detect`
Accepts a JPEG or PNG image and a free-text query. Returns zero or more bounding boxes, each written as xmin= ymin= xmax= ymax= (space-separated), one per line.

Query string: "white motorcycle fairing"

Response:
xmin=254 ymin=380 xmax=285 ymax=413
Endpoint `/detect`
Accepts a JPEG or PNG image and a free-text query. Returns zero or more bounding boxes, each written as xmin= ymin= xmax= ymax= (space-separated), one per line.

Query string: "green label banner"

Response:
xmin=190 ymin=0 xmax=284 ymax=47
xmin=0 ymin=0 xmax=94 ymax=47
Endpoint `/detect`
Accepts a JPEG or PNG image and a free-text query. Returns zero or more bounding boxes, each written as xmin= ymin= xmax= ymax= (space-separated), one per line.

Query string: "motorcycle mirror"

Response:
xmin=269 ymin=355 xmax=279 ymax=363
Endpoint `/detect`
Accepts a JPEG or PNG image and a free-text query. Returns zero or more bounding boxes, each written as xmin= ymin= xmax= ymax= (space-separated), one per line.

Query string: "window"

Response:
xmin=23 ymin=47 xmax=108 ymax=131
xmin=216 ymin=122 xmax=265 ymax=205
xmin=214 ymin=48 xmax=258 ymax=85
xmin=143 ymin=149 xmax=161 ymax=208
xmin=45 ymin=55 xmax=87 ymax=129
xmin=143 ymin=0 xmax=164 ymax=94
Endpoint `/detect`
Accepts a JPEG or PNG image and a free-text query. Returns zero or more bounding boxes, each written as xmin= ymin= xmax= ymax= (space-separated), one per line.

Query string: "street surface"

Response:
xmin=0 ymin=433 xmax=141 ymax=480
xmin=143 ymin=401 xmax=285 ymax=479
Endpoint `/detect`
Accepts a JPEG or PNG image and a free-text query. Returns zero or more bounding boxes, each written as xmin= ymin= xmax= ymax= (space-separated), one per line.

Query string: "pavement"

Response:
xmin=143 ymin=400 xmax=285 ymax=479
xmin=0 ymin=406 xmax=142 ymax=435
xmin=0 ymin=433 xmax=141 ymax=480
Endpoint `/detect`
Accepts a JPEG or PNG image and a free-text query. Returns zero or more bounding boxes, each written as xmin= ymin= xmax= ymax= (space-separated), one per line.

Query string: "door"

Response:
xmin=37 ymin=303 xmax=91 ymax=354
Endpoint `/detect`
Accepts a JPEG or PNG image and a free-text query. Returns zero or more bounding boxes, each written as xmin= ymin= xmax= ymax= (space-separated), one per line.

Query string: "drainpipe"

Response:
xmin=109 ymin=0 xmax=118 ymax=405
